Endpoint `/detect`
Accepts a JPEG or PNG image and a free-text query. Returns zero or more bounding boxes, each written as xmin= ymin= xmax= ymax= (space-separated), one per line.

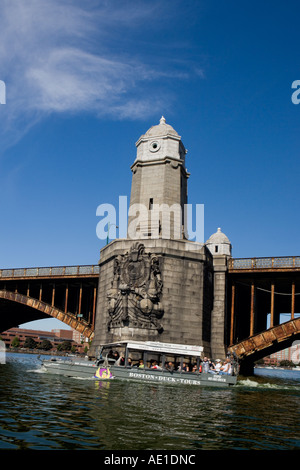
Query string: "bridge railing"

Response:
xmin=0 ymin=265 xmax=100 ymax=279
xmin=228 ymin=256 xmax=300 ymax=270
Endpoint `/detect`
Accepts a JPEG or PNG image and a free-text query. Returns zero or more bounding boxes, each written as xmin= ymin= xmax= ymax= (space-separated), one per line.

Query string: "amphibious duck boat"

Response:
xmin=41 ymin=340 xmax=238 ymax=387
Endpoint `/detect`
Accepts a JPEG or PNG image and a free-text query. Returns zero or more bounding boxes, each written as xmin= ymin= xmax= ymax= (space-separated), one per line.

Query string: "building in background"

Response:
xmin=0 ymin=327 xmax=87 ymax=353
xmin=269 ymin=342 xmax=300 ymax=365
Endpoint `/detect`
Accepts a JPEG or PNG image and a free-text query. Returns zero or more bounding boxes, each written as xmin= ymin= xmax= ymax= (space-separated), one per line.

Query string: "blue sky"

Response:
xmin=1 ymin=1 xmax=299 ymax=330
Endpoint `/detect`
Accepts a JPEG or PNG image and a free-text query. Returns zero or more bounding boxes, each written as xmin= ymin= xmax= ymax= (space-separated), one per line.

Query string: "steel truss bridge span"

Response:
xmin=0 ymin=265 xmax=99 ymax=338
xmin=228 ymin=256 xmax=300 ymax=373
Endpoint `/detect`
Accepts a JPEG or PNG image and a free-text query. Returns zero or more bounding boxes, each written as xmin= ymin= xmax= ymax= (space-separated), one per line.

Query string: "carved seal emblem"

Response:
xmin=107 ymin=242 xmax=164 ymax=332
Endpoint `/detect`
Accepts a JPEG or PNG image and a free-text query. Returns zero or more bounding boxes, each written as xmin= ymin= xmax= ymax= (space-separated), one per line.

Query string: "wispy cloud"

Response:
xmin=0 ymin=0 xmax=203 ymax=150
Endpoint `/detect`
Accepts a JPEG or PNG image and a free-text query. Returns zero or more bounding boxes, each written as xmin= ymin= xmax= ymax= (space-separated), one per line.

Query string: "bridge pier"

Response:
xmin=90 ymin=238 xmax=215 ymax=358
xmin=210 ymin=254 xmax=229 ymax=360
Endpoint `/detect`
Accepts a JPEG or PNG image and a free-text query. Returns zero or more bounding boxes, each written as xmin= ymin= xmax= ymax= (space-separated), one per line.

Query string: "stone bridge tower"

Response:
xmin=90 ymin=118 xmax=230 ymax=360
xmin=128 ymin=116 xmax=189 ymax=240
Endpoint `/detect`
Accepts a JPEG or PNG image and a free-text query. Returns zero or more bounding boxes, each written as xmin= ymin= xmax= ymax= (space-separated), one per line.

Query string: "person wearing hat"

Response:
xmin=219 ymin=358 xmax=232 ymax=375
xmin=207 ymin=359 xmax=221 ymax=374
xmin=214 ymin=359 xmax=222 ymax=374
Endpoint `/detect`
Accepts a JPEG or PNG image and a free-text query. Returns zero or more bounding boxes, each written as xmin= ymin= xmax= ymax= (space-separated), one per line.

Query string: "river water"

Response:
xmin=0 ymin=353 xmax=299 ymax=451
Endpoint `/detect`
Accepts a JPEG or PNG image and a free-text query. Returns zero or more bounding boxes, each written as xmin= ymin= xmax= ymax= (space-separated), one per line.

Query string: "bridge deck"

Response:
xmin=0 ymin=265 xmax=100 ymax=280
xmin=229 ymin=256 xmax=300 ymax=272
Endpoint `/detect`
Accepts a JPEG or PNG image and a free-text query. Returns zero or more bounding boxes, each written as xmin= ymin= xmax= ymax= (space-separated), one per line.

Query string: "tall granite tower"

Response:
xmin=128 ymin=116 xmax=189 ymax=240
xmin=90 ymin=118 xmax=230 ymax=359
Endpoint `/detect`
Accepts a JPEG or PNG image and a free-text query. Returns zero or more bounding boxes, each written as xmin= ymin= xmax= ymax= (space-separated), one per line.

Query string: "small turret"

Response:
xmin=206 ymin=228 xmax=232 ymax=256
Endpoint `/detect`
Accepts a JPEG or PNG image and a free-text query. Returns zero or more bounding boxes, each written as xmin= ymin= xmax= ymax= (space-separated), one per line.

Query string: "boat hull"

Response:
xmin=110 ymin=367 xmax=237 ymax=387
xmin=41 ymin=359 xmax=98 ymax=379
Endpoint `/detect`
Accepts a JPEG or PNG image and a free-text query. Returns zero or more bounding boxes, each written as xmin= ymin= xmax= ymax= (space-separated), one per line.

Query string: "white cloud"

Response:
xmin=0 ymin=0 xmax=202 ymax=150
xmin=26 ymin=47 xmax=154 ymax=113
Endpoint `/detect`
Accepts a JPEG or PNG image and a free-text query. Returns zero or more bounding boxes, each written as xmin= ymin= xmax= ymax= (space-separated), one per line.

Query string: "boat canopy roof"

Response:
xmin=101 ymin=340 xmax=203 ymax=357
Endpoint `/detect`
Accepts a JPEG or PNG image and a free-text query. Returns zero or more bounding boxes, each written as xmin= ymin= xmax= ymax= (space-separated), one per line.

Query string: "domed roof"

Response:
xmin=206 ymin=228 xmax=231 ymax=245
xmin=144 ymin=116 xmax=179 ymax=138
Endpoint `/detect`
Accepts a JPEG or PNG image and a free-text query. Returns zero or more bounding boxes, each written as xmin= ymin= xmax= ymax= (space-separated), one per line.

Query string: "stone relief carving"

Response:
xmin=107 ymin=242 xmax=164 ymax=332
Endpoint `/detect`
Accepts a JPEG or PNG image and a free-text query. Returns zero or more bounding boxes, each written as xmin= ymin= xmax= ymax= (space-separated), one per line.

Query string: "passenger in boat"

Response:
xmin=209 ymin=358 xmax=217 ymax=373
xmin=108 ymin=350 xmax=119 ymax=361
xmin=138 ymin=359 xmax=145 ymax=368
xmin=191 ymin=362 xmax=202 ymax=372
xmin=178 ymin=362 xmax=189 ymax=372
xmin=107 ymin=349 xmax=114 ymax=359
xmin=208 ymin=359 xmax=221 ymax=374
xmin=219 ymin=358 xmax=232 ymax=375
xmin=213 ymin=359 xmax=222 ymax=374
xmin=151 ymin=360 xmax=162 ymax=370
xmin=165 ymin=361 xmax=174 ymax=371
xmin=113 ymin=351 xmax=120 ymax=361
xmin=201 ymin=357 xmax=210 ymax=373
xmin=115 ymin=355 xmax=125 ymax=366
